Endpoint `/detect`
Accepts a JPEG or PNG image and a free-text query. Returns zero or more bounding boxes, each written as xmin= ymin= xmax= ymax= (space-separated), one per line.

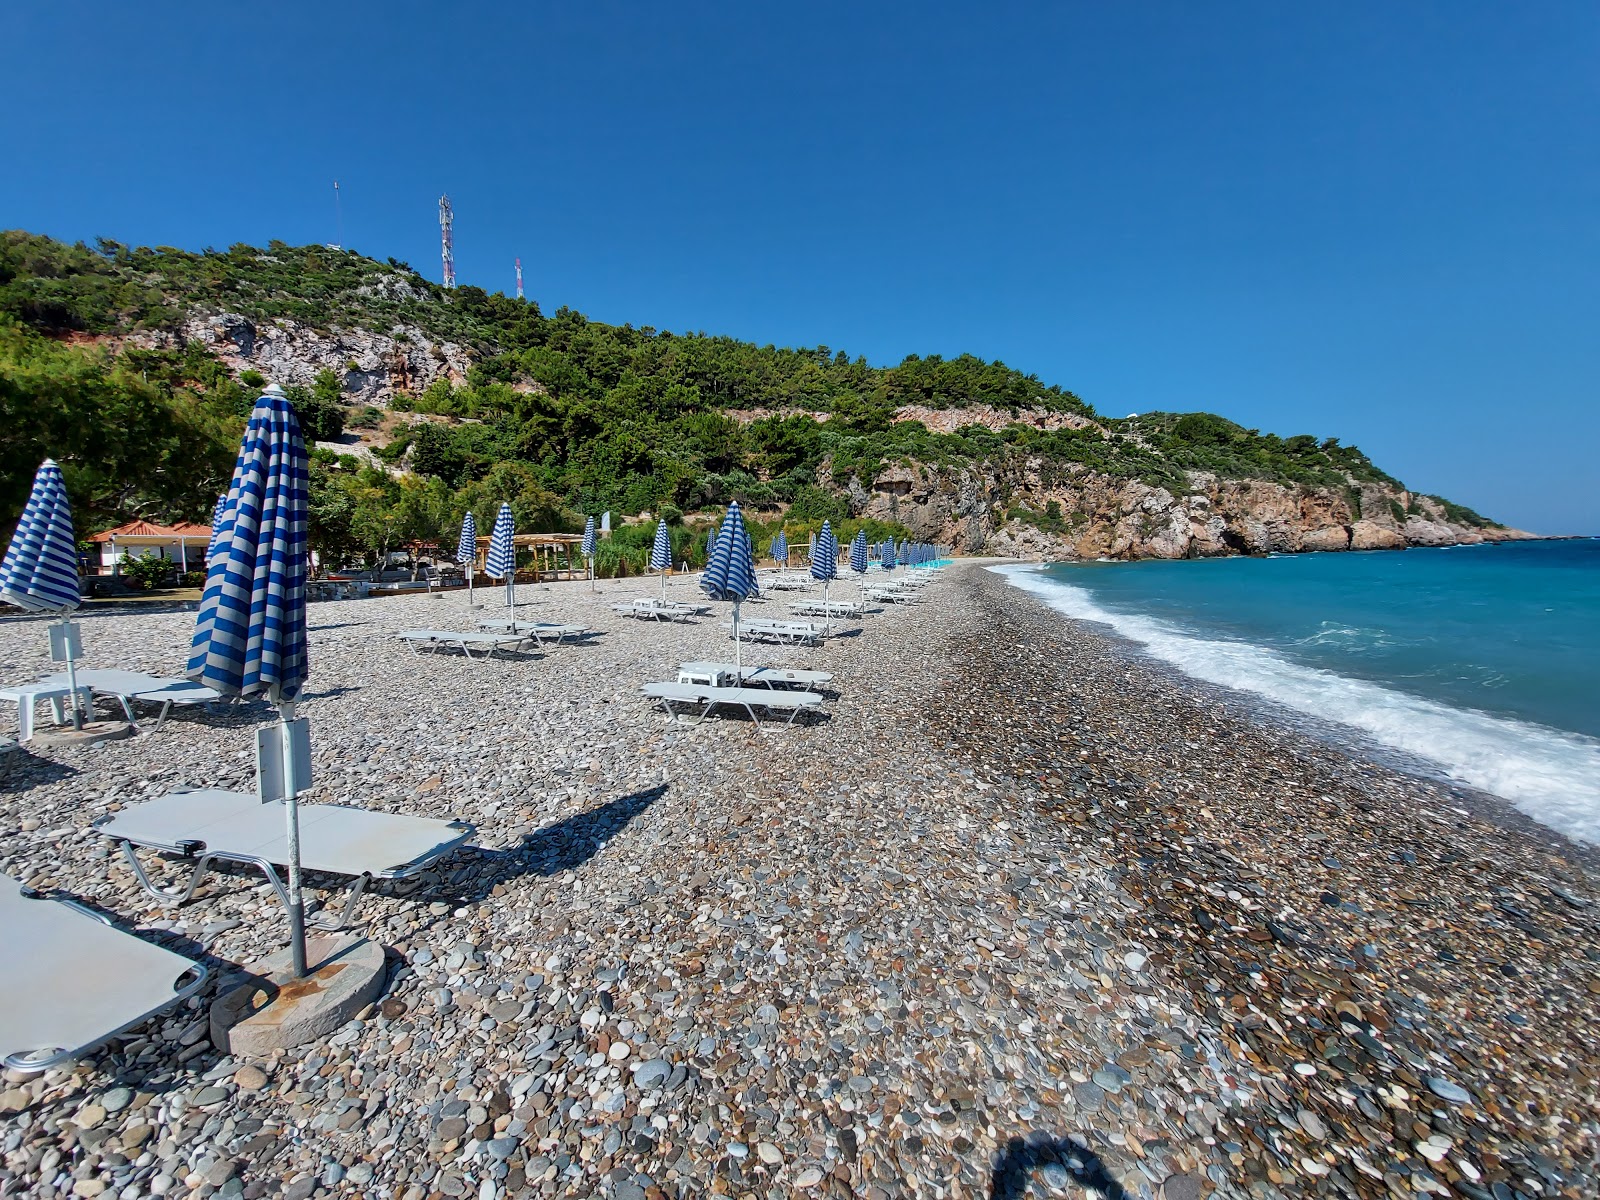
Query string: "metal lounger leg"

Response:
xmin=116 ymin=694 xmax=136 ymax=722
xmin=155 ymin=700 xmax=173 ymax=730
xmin=312 ymin=873 xmax=374 ymax=930
xmin=119 ymin=841 xmax=215 ymax=906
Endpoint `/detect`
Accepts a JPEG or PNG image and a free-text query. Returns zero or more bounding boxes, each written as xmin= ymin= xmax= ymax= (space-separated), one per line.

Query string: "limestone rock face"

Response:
xmin=132 ymin=312 xmax=473 ymax=407
xmin=839 ymin=456 xmax=1532 ymax=562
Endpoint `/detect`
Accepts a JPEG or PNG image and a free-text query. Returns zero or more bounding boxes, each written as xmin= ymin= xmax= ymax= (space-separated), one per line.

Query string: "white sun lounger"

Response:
xmin=395 ymin=629 xmax=533 ymax=660
xmin=96 ymin=789 xmax=477 ymax=929
xmin=477 ymin=618 xmax=595 ymax=645
xmin=725 ymin=619 xmax=826 ymax=646
xmin=1 ymin=874 xmax=209 ymax=1073
xmin=36 ymin=669 xmax=223 ymax=729
xmin=763 ymin=574 xmax=811 ymax=591
xmin=865 ymin=586 xmax=920 ymax=604
xmin=642 ymin=681 xmax=823 ymax=727
xmin=788 ymin=599 xmax=868 ymax=618
xmin=678 ymin=662 xmax=834 ymax=693
xmin=610 ymin=599 xmax=708 ymax=622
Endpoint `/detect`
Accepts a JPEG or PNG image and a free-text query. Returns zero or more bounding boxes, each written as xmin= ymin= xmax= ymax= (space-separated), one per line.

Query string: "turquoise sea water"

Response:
xmin=994 ymin=540 xmax=1600 ymax=844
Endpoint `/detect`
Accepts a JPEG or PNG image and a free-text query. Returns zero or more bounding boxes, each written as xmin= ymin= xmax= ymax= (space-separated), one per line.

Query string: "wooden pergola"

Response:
xmin=472 ymin=533 xmax=588 ymax=582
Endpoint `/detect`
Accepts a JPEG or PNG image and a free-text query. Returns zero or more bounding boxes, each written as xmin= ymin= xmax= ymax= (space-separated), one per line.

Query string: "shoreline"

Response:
xmin=984 ymin=559 xmax=1600 ymax=874
xmin=0 ymin=565 xmax=1594 ymax=1197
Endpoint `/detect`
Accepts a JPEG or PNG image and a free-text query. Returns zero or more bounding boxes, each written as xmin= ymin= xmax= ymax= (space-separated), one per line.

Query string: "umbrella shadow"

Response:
xmin=988 ymin=1133 xmax=1129 ymax=1200
xmin=422 ymin=785 xmax=666 ymax=912
xmin=0 ymin=751 xmax=78 ymax=792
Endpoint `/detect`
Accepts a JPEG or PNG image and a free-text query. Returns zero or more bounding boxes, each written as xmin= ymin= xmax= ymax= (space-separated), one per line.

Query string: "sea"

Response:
xmin=993 ymin=539 xmax=1600 ymax=845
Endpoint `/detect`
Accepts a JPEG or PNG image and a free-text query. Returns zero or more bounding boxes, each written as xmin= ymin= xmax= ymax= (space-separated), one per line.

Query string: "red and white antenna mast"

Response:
xmin=515 ymin=256 xmax=524 ymax=300
xmin=438 ymin=194 xmax=455 ymax=289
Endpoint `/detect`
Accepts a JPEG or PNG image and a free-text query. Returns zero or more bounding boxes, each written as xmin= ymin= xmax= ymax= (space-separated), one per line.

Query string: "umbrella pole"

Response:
xmin=60 ymin=619 xmax=84 ymax=731
xmin=277 ymin=699 xmax=309 ymax=979
xmin=733 ymin=599 xmax=742 ymax=676
xmin=466 ymin=562 xmax=473 ymax=606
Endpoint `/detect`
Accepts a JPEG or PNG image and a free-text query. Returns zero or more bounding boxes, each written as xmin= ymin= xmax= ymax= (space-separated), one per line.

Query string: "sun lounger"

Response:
xmin=642 ymin=681 xmax=823 ymax=727
xmin=97 ymin=789 xmax=476 ymax=929
xmin=395 ymin=629 xmax=532 ymax=660
xmin=609 ymin=599 xmax=708 ymax=622
xmin=1 ymin=874 xmax=209 ymax=1073
xmin=865 ymin=586 xmax=920 ymax=604
xmin=788 ymin=599 xmax=868 ymax=618
xmin=35 ymin=669 xmax=223 ymax=728
xmin=726 ymin=619 xmax=826 ymax=646
xmin=763 ymin=574 xmax=811 ymax=591
xmin=678 ymin=662 xmax=834 ymax=693
xmin=477 ymin=618 xmax=595 ymax=645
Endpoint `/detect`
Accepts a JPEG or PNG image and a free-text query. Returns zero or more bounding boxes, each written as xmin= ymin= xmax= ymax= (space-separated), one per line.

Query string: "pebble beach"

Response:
xmin=1 ymin=562 xmax=1596 ymax=1200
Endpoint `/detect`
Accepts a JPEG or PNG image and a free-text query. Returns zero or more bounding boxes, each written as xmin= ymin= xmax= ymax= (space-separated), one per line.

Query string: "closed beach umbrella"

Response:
xmin=486 ymin=502 xmax=516 ymax=613
xmin=581 ymin=515 xmax=597 ymax=590
xmin=649 ymin=518 xmax=672 ymax=602
xmin=1 ymin=459 xmax=86 ymax=728
xmin=1 ymin=460 xmax=83 ymax=615
xmin=701 ymin=501 xmax=760 ymax=674
xmin=849 ymin=530 xmax=868 ymax=602
xmin=187 ymin=385 xmax=314 ymax=974
xmin=882 ymin=540 xmax=896 ymax=572
xmin=456 ymin=511 xmax=477 ymax=604
xmin=772 ymin=530 xmax=788 ymax=569
xmin=205 ymin=493 xmax=231 ymax=566
xmin=706 ymin=523 xmax=720 ymax=569
xmin=811 ymin=519 xmax=838 ymax=607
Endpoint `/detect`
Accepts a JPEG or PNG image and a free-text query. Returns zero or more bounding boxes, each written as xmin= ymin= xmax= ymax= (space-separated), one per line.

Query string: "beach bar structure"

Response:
xmin=87 ymin=520 xmax=214 ymax=575
xmin=471 ymin=532 xmax=588 ymax=582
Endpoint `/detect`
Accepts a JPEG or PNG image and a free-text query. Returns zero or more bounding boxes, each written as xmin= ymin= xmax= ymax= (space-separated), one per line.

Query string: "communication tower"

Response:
xmin=515 ymin=257 xmax=524 ymax=300
xmin=439 ymin=194 xmax=456 ymax=289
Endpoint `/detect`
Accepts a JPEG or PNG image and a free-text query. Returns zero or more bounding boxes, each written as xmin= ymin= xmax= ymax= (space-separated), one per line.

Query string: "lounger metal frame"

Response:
xmin=396 ymin=630 xmax=532 ymax=660
xmin=644 ymin=683 xmax=821 ymax=728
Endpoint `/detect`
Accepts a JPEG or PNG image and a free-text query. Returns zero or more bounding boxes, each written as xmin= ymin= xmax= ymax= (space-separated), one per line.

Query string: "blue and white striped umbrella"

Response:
xmin=811 ymin=521 xmax=838 ymax=582
xmin=702 ymin=502 xmax=760 ymax=671
xmin=706 ymin=523 xmax=720 ymax=567
xmin=188 ymin=389 xmax=309 ymax=703
xmin=771 ymin=530 xmax=788 ymax=567
xmin=849 ymin=530 xmax=868 ymax=575
xmin=881 ymin=539 xmax=896 ymax=571
xmin=811 ymin=519 xmax=838 ymax=607
xmin=581 ymin=515 xmax=597 ymax=590
xmin=650 ymin=518 xmax=672 ymax=600
xmin=0 ymin=459 xmax=82 ymax=613
xmin=187 ymin=385 xmax=315 ymax=975
xmin=456 ymin=511 xmax=477 ymax=603
xmin=486 ymin=502 xmax=516 ymax=611
xmin=205 ymin=493 xmax=231 ymax=566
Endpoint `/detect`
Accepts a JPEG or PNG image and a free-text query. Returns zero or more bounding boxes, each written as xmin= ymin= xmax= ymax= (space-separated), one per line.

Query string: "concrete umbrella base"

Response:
xmin=31 ymin=721 xmax=134 ymax=749
xmin=210 ymin=933 xmax=386 ymax=1055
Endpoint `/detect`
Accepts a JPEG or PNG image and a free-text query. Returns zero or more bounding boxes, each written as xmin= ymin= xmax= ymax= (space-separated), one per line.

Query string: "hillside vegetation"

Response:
xmin=0 ymin=231 xmax=1496 ymax=569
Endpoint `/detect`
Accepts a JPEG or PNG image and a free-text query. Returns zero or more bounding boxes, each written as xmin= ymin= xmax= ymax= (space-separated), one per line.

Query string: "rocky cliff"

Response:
xmin=844 ymin=458 xmax=1532 ymax=560
xmin=130 ymin=311 xmax=474 ymax=406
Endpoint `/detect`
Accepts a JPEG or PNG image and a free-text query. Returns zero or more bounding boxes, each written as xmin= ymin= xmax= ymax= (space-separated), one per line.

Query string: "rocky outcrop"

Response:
xmin=130 ymin=312 xmax=473 ymax=407
xmin=839 ymin=457 xmax=1533 ymax=560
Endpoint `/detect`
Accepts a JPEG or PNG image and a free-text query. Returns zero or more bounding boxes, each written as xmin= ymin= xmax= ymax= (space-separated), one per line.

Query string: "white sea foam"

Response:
xmin=993 ymin=564 xmax=1600 ymax=845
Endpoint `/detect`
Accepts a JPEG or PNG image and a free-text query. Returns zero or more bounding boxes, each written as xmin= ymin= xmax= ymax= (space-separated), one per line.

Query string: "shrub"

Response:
xmin=120 ymin=555 xmax=175 ymax=590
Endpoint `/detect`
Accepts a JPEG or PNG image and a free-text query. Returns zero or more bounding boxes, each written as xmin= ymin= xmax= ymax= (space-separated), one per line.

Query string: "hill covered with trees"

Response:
xmin=0 ymin=230 xmax=1508 ymax=571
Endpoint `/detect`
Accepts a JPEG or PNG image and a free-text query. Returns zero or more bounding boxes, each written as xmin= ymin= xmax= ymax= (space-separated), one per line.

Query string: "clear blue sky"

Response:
xmin=5 ymin=3 xmax=1596 ymax=533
